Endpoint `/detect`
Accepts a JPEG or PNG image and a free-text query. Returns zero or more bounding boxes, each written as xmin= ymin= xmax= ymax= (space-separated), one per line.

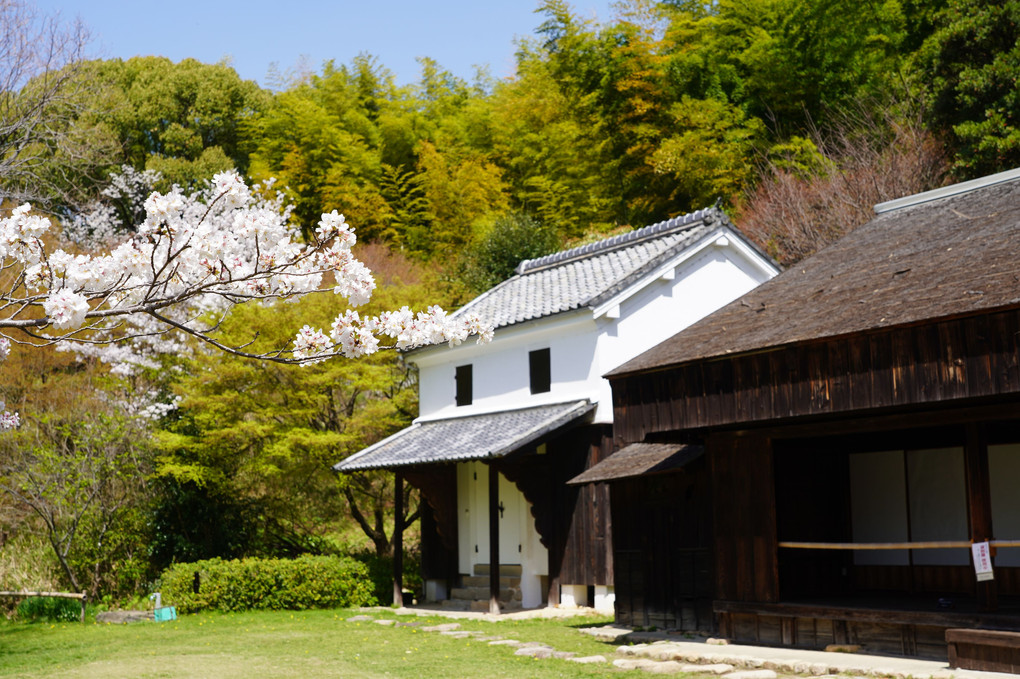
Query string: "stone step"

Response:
xmin=450 ymin=586 xmax=519 ymax=602
xmin=469 ymin=599 xmax=523 ymax=613
xmin=461 ymin=575 xmax=520 ymax=588
xmin=473 ymin=563 xmax=523 ymax=577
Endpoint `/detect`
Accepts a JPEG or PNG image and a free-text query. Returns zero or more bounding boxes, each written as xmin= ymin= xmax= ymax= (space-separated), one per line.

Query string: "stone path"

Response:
xmin=349 ymin=608 xmax=1017 ymax=679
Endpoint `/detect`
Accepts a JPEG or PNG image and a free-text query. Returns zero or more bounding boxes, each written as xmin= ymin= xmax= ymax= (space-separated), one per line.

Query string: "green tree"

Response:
xmin=662 ymin=0 xmax=907 ymax=132
xmin=152 ymin=251 xmax=443 ymax=561
xmin=461 ymin=212 xmax=561 ymax=292
xmin=87 ymin=57 xmax=268 ymax=189
xmin=0 ymin=402 xmax=150 ymax=596
xmin=651 ymin=96 xmax=765 ymax=209
xmin=917 ymin=0 xmax=1020 ymax=177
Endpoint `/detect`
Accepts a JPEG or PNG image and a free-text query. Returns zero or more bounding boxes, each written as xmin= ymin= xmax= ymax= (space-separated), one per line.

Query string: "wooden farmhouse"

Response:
xmin=335 ymin=208 xmax=779 ymax=613
xmin=582 ymin=168 xmax=1020 ymax=665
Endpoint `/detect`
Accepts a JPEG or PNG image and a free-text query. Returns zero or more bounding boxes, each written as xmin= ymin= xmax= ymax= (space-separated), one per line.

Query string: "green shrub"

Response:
xmin=15 ymin=596 xmax=81 ymax=623
xmin=158 ymin=555 xmax=377 ymax=613
xmin=350 ymin=548 xmax=422 ymax=605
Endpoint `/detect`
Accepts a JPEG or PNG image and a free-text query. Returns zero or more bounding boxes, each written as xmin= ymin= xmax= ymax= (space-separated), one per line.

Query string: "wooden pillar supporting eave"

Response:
xmin=965 ymin=423 xmax=997 ymax=612
xmin=393 ymin=470 xmax=404 ymax=608
xmin=488 ymin=463 xmax=500 ymax=615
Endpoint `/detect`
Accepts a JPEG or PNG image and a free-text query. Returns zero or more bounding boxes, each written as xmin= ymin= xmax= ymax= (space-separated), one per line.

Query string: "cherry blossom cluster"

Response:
xmin=292 ymin=305 xmax=495 ymax=362
xmin=0 ymin=171 xmax=493 ymax=371
xmin=0 ymin=338 xmax=16 ymax=430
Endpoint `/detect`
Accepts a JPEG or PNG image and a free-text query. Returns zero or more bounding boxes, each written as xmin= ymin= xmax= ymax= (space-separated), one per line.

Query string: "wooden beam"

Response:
xmin=779 ymin=540 xmax=973 ymax=550
xmin=488 ymin=464 xmax=501 ymax=614
xmin=393 ymin=470 xmax=404 ymax=608
xmin=965 ymin=423 xmax=997 ymax=611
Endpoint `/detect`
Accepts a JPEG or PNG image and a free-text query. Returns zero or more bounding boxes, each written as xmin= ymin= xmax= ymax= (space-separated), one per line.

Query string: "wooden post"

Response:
xmin=80 ymin=593 xmax=86 ymax=623
xmin=393 ymin=470 xmax=404 ymax=608
xmin=488 ymin=463 xmax=500 ymax=615
xmin=965 ymin=423 xmax=997 ymax=611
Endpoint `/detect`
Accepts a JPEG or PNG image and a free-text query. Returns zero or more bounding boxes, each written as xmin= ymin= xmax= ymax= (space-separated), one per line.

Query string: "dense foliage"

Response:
xmin=159 ymin=555 xmax=377 ymax=613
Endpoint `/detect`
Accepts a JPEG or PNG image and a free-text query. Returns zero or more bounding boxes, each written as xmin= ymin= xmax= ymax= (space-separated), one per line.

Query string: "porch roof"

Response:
xmin=334 ymin=400 xmax=595 ymax=472
xmin=567 ymin=442 xmax=704 ymax=484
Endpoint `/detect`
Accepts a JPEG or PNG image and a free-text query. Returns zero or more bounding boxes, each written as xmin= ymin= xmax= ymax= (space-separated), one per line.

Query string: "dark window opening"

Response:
xmin=455 ymin=364 xmax=472 ymax=406
xmin=529 ymin=348 xmax=551 ymax=394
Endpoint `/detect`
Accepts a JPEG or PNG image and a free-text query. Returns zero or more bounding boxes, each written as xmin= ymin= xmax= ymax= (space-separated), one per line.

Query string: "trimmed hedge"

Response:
xmin=159 ymin=555 xmax=378 ymax=613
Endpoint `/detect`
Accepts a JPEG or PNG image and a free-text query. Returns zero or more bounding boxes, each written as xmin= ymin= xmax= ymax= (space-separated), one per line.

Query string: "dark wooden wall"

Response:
xmin=709 ymin=433 xmax=779 ymax=603
xmin=557 ymin=427 xmax=615 ymax=587
xmin=500 ymin=424 xmax=615 ymax=593
xmin=611 ymin=309 xmax=1020 ymax=441
xmin=611 ymin=458 xmax=713 ymax=631
xmin=404 ymin=465 xmax=458 ymax=583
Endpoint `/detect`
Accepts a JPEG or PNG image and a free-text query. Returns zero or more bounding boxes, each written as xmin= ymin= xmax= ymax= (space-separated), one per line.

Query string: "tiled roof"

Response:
xmin=454 ymin=208 xmax=725 ymax=329
xmin=609 ymin=172 xmax=1020 ymax=376
xmin=334 ymin=400 xmax=595 ymax=472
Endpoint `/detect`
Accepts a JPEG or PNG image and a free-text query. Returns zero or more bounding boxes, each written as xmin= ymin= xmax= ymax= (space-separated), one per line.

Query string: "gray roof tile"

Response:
xmin=334 ymin=400 xmax=595 ymax=472
xmin=454 ymin=208 xmax=725 ymax=329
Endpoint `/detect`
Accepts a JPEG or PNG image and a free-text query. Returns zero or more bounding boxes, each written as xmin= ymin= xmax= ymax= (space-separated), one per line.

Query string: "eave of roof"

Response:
xmin=608 ymin=173 xmax=1020 ymax=378
xmin=334 ymin=400 xmax=595 ymax=472
xmin=567 ymin=442 xmax=704 ymax=484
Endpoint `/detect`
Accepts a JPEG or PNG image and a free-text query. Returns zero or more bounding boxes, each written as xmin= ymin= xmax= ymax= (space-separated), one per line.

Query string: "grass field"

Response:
xmin=0 ymin=607 xmax=656 ymax=678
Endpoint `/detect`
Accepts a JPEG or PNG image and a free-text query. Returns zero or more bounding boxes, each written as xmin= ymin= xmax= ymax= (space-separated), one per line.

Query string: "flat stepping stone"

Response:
xmin=682 ymin=663 xmax=734 ymax=674
xmin=571 ymin=655 xmax=608 ymax=664
xmin=553 ymin=651 xmax=577 ymax=660
xmin=646 ymin=661 xmax=686 ymax=675
xmin=489 ymin=639 xmax=522 ymax=647
xmin=394 ymin=621 xmax=421 ymax=628
xmin=440 ymin=631 xmax=473 ymax=638
xmin=614 ymin=658 xmax=659 ymax=671
xmin=515 ymin=646 xmax=554 ymax=658
xmin=723 ymin=671 xmax=777 ymax=679
xmin=346 ymin=615 xmax=374 ymax=622
xmin=422 ymin=623 xmax=461 ymax=632
xmin=373 ymin=619 xmax=395 ymax=626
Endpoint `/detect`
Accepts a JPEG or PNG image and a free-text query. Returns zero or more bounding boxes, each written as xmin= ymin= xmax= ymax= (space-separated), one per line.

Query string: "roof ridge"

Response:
xmin=874 ymin=166 xmax=1020 ymax=214
xmin=515 ymin=207 xmax=717 ymax=275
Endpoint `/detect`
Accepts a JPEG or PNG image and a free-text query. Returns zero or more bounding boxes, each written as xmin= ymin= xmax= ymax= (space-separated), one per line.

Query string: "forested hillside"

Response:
xmin=1 ymin=0 xmax=1017 ymax=603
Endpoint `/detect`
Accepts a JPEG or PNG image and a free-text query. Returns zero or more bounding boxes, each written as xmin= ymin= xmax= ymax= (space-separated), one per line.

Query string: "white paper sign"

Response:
xmin=972 ymin=541 xmax=995 ymax=582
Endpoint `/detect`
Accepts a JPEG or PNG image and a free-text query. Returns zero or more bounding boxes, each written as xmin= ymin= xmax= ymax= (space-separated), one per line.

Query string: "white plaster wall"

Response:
xmin=412 ymin=232 xmax=777 ymax=424
xmin=592 ymin=242 xmax=774 ymax=419
xmin=990 ymin=444 xmax=1020 ymax=567
xmin=414 ymin=311 xmax=599 ymax=421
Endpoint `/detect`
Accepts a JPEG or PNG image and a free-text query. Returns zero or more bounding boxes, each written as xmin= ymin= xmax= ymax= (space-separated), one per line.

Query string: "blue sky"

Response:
xmin=37 ymin=1 xmax=618 ymax=87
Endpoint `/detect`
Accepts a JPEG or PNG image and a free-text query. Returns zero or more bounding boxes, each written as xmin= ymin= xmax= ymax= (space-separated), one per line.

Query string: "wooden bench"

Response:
xmin=947 ymin=628 xmax=1020 ymax=673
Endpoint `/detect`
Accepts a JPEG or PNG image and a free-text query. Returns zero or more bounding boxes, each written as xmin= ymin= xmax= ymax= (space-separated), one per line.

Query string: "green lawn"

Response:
xmin=0 ymin=608 xmax=655 ymax=678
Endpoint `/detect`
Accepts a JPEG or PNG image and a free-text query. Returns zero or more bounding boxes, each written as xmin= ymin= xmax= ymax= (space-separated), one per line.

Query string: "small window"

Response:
xmin=455 ymin=364 xmax=473 ymax=406
xmin=529 ymin=348 xmax=551 ymax=394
